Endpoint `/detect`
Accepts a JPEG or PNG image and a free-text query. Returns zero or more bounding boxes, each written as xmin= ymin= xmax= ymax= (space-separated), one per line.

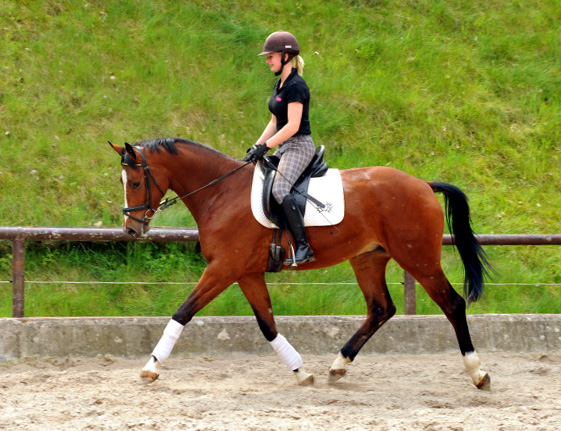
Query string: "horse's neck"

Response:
xmin=168 ymin=146 xmax=248 ymax=222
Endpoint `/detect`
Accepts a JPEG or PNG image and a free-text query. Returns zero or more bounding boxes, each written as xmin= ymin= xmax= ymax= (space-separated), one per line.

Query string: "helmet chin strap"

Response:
xmin=275 ymin=51 xmax=293 ymax=76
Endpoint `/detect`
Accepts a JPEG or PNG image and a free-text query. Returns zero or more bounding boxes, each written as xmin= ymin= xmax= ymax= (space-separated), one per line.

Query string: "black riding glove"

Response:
xmin=244 ymin=143 xmax=269 ymax=163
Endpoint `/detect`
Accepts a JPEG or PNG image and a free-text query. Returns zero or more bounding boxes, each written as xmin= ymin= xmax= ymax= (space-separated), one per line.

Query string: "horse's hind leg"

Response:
xmin=238 ymin=273 xmax=314 ymax=386
xmin=410 ymin=270 xmax=490 ymax=390
xmin=329 ymin=251 xmax=396 ymax=383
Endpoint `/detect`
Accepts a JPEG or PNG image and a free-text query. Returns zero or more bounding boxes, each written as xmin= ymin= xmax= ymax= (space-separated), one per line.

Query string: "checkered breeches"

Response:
xmin=272 ymin=134 xmax=316 ymax=204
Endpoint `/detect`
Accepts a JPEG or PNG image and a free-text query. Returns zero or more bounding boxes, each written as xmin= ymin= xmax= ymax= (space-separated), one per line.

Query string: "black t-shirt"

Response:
xmin=268 ymin=68 xmax=311 ymax=135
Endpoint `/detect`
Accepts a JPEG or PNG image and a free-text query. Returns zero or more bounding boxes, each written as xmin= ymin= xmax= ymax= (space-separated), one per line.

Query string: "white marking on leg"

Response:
xmin=328 ymin=352 xmax=352 ymax=384
xmin=330 ymin=352 xmax=351 ymax=371
xmin=293 ymin=369 xmax=314 ymax=386
xmin=142 ymin=355 xmax=160 ymax=374
xmin=463 ymin=351 xmax=487 ymax=386
xmin=140 ymin=355 xmax=161 ymax=382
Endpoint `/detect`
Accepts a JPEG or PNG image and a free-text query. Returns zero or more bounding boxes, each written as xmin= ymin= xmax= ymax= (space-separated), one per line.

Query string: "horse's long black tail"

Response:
xmin=429 ymin=181 xmax=492 ymax=304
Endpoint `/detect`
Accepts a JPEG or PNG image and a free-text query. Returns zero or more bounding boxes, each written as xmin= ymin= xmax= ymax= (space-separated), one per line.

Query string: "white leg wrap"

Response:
xmin=151 ymin=319 xmax=184 ymax=364
xmin=270 ymin=334 xmax=303 ymax=371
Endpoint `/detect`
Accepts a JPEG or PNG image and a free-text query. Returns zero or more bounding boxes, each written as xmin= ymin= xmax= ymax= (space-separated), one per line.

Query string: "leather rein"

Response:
xmin=122 ymin=146 xmax=251 ymax=225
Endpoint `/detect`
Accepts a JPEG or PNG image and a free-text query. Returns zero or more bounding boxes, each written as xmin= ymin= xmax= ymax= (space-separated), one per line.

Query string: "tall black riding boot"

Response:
xmin=281 ymin=195 xmax=315 ymax=266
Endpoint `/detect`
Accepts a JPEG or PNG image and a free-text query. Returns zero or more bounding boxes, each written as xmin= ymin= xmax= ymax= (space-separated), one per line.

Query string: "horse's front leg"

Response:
xmin=140 ymin=264 xmax=236 ymax=383
xmin=238 ymin=273 xmax=314 ymax=386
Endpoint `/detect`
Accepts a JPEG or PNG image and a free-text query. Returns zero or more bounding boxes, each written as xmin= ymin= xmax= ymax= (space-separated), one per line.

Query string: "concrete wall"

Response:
xmin=1 ymin=314 xmax=561 ymax=362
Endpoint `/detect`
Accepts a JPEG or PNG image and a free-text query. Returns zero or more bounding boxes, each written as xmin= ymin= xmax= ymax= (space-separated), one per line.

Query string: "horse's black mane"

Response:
xmin=136 ymin=137 xmax=182 ymax=155
xmin=121 ymin=137 xmax=237 ymax=168
xmin=135 ymin=137 xmax=235 ymax=160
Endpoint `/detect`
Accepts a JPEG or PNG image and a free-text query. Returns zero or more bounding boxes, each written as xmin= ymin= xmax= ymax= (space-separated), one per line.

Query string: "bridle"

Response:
xmin=122 ymin=145 xmax=252 ymax=225
xmin=122 ymin=147 xmax=166 ymax=225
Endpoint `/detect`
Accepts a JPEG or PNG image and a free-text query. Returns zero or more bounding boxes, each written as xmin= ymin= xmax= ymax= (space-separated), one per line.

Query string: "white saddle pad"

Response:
xmin=251 ymin=162 xmax=345 ymax=229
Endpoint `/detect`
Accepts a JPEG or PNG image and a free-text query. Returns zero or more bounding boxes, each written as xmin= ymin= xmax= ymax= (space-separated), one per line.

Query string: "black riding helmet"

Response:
xmin=259 ymin=31 xmax=300 ymax=76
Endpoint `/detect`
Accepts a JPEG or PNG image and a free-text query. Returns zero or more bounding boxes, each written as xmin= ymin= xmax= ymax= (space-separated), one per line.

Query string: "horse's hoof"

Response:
xmin=328 ymin=368 xmax=347 ymax=384
xmin=140 ymin=369 xmax=159 ymax=383
xmin=298 ymin=374 xmax=315 ymax=386
xmin=294 ymin=369 xmax=314 ymax=386
xmin=476 ymin=373 xmax=491 ymax=391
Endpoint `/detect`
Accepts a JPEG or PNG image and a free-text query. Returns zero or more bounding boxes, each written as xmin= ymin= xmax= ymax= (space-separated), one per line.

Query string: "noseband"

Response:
xmin=122 ymin=147 xmax=165 ymax=225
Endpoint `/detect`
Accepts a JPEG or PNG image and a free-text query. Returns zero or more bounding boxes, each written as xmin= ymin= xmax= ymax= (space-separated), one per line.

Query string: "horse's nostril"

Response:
xmin=126 ymin=227 xmax=137 ymax=237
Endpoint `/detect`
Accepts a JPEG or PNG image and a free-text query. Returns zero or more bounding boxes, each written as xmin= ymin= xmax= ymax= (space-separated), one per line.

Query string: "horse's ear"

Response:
xmin=124 ymin=142 xmax=138 ymax=162
xmin=108 ymin=141 xmax=124 ymax=155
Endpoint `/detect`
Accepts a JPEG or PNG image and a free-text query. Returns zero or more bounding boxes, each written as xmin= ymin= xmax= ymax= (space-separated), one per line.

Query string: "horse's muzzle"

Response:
xmin=125 ymin=226 xmax=138 ymax=237
xmin=124 ymin=222 xmax=150 ymax=238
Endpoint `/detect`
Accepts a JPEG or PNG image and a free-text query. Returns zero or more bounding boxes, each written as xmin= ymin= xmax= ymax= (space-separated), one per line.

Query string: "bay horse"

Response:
xmin=109 ymin=137 xmax=492 ymax=390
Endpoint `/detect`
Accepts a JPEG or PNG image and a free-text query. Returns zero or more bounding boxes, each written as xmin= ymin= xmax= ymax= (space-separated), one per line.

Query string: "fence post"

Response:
xmin=404 ymin=271 xmax=416 ymax=315
xmin=12 ymin=238 xmax=25 ymax=318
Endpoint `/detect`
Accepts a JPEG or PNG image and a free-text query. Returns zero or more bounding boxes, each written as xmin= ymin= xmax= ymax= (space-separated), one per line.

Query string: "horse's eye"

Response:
xmin=132 ymin=182 xmax=141 ymax=190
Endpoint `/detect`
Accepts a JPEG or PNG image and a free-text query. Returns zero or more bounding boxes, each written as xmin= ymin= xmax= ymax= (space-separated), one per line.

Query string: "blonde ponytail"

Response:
xmin=293 ymin=55 xmax=305 ymax=75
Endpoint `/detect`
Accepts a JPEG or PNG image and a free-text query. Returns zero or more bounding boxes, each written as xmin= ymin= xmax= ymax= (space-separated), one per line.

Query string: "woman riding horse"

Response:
xmin=245 ymin=31 xmax=316 ymax=266
xmin=109 ymin=29 xmax=491 ymax=393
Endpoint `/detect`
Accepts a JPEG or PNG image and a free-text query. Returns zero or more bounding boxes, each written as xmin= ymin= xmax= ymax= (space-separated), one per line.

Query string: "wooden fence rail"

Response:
xmin=1 ymin=227 xmax=560 ymax=318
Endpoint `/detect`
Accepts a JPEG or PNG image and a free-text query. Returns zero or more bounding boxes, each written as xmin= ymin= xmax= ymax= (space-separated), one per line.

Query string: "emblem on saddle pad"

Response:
xmin=250 ymin=159 xmax=345 ymax=229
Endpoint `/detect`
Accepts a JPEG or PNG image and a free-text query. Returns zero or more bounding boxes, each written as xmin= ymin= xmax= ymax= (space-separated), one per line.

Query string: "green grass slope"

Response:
xmin=1 ymin=0 xmax=560 ymax=316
